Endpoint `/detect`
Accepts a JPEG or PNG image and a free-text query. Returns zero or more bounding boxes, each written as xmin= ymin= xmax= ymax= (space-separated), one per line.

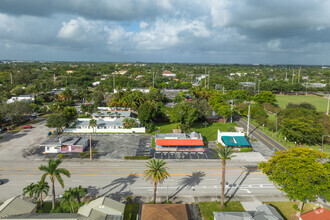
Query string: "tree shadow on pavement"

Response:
xmin=169 ymin=171 xmax=205 ymax=200
xmin=225 ymin=165 xmax=258 ymax=204
xmin=101 ymin=174 xmax=138 ymax=196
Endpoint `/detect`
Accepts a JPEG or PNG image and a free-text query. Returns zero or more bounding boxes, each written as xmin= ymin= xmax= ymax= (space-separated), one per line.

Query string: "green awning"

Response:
xmin=222 ymin=136 xmax=250 ymax=146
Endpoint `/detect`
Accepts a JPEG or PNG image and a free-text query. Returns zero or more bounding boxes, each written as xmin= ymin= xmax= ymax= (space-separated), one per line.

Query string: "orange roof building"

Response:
xmin=155 ymin=132 xmax=204 ymax=152
xmin=299 ymin=208 xmax=330 ymax=220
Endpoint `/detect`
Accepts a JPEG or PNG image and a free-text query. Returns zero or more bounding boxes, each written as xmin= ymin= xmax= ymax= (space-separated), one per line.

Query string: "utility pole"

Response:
xmin=258 ymin=80 xmax=261 ymax=94
xmin=247 ymin=105 xmax=251 ymax=136
xmin=153 ymin=72 xmax=155 ymax=88
xmin=275 ymin=113 xmax=278 ymax=137
xmin=10 ymin=72 xmax=13 ymax=84
xmin=327 ymin=93 xmax=329 ymax=116
xmin=298 ymin=66 xmax=301 ymax=83
xmin=292 ymin=70 xmax=294 ymax=84
xmin=222 ymin=86 xmax=225 ymax=94
xmin=53 ymin=74 xmax=56 ymax=84
xmin=230 ymin=100 xmax=233 ymax=123
xmin=113 ymin=73 xmax=115 ymax=93
xmin=208 ymin=72 xmax=210 ymax=89
xmin=254 ymin=76 xmax=257 ymax=93
xmin=204 ymin=67 xmax=207 ymax=88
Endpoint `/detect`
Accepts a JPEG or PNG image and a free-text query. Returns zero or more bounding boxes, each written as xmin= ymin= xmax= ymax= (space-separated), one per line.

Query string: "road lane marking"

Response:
xmin=238 ymin=120 xmax=281 ymax=151
xmin=240 ymin=189 xmax=251 ymax=193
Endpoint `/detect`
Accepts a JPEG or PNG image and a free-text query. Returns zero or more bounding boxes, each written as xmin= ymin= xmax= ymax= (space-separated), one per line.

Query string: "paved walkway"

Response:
xmin=241 ymin=201 xmax=263 ymax=211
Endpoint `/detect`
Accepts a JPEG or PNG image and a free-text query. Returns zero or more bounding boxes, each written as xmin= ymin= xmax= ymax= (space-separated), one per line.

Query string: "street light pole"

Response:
xmin=203 ymin=121 xmax=208 ymax=137
xmin=326 ymin=93 xmax=329 ymax=116
xmin=247 ymin=105 xmax=251 ymax=136
xmin=275 ymin=113 xmax=278 ymax=137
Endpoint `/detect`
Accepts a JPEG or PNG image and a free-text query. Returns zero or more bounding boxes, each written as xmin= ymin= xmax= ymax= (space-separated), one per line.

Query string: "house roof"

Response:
xmin=2 ymin=213 xmax=88 ymax=219
xmin=156 ymin=139 xmax=204 ymax=146
xmin=213 ymin=204 xmax=283 ymax=220
xmin=141 ymin=204 xmax=188 ymax=220
xmin=222 ymin=136 xmax=250 ymax=146
xmin=0 ymin=197 xmax=36 ymax=218
xmin=300 ymin=208 xmax=330 ymax=220
xmin=77 ymin=197 xmax=125 ymax=219
xmin=92 ymin=111 xmax=131 ymax=118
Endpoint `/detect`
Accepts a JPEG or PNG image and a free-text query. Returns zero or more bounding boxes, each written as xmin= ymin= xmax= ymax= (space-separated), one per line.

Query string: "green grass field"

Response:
xmin=276 ymin=95 xmax=328 ymax=112
xmin=198 ymin=201 xmax=245 ymax=219
xmin=263 ymin=202 xmax=319 ymax=220
xmin=151 ymin=121 xmax=236 ymax=141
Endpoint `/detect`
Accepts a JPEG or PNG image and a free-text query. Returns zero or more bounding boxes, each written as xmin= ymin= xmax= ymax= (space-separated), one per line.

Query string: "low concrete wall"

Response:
xmin=63 ymin=127 xmax=146 ymax=133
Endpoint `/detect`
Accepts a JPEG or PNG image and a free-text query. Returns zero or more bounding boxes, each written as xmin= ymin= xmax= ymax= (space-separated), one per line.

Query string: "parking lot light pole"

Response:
xmin=203 ymin=121 xmax=208 ymax=137
xmin=322 ymin=135 xmax=330 ymax=152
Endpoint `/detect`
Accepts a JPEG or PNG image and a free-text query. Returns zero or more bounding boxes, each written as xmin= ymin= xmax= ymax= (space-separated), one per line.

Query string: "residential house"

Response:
xmin=217 ymin=130 xmax=251 ymax=149
xmin=162 ymin=70 xmax=176 ymax=78
xmin=66 ymin=70 xmax=74 ymax=74
xmin=64 ymin=109 xmax=145 ymax=133
xmin=7 ymin=95 xmax=35 ymax=104
xmin=299 ymin=208 xmax=330 ymax=220
xmin=0 ymin=197 xmax=36 ymax=219
xmin=92 ymin=81 xmax=101 ymax=87
xmin=141 ymin=204 xmax=189 ymax=220
xmin=155 ymin=132 xmax=204 ymax=152
xmin=41 ymin=136 xmax=88 ymax=154
xmin=213 ymin=204 xmax=284 ymax=220
xmin=239 ymin=82 xmax=256 ymax=87
xmin=78 ymin=197 xmax=125 ymax=220
xmin=0 ymin=196 xmax=125 ymax=220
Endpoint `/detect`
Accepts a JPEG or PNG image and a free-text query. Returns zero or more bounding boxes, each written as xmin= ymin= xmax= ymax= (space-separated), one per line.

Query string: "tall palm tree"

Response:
xmin=34 ymin=181 xmax=50 ymax=207
xmin=39 ymin=159 xmax=71 ymax=210
xmin=89 ymin=119 xmax=97 ymax=161
xmin=70 ymin=185 xmax=88 ymax=205
xmin=214 ymin=146 xmax=235 ymax=209
xmin=23 ymin=183 xmax=37 ymax=201
xmin=143 ymin=159 xmax=170 ymax=203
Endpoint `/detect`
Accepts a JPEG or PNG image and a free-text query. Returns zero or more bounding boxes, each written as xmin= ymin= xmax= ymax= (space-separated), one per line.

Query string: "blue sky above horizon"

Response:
xmin=1 ymin=0 xmax=330 ymax=65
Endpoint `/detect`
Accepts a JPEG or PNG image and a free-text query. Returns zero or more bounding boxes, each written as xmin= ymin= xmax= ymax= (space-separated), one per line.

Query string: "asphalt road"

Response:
xmin=0 ymin=160 xmax=285 ymax=203
xmin=236 ymin=118 xmax=287 ymax=152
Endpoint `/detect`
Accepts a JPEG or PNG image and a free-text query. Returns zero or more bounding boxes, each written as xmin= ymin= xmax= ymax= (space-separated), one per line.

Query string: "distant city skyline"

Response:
xmin=0 ymin=0 xmax=330 ymax=65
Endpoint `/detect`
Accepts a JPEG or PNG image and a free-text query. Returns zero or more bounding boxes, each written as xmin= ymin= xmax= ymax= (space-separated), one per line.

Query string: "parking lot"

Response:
xmin=26 ymin=134 xmax=153 ymax=159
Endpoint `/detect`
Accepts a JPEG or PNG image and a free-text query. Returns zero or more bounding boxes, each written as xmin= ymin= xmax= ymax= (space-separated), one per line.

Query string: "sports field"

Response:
xmin=276 ymin=95 xmax=329 ymax=112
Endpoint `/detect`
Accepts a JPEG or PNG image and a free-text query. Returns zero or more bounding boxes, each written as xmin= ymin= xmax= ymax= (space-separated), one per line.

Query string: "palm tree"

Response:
xmin=214 ymin=146 xmax=235 ymax=209
xmin=70 ymin=185 xmax=88 ymax=205
xmin=39 ymin=159 xmax=71 ymax=210
xmin=61 ymin=190 xmax=75 ymax=213
xmin=23 ymin=183 xmax=37 ymax=201
xmin=88 ymin=119 xmax=97 ymax=161
xmin=34 ymin=181 xmax=50 ymax=208
xmin=143 ymin=159 xmax=170 ymax=203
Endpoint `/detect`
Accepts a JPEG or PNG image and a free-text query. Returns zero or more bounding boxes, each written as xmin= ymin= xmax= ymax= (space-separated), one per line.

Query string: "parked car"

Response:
xmin=21 ymin=125 xmax=32 ymax=129
xmin=0 ymin=179 xmax=4 ymax=185
xmin=0 ymin=127 xmax=7 ymax=132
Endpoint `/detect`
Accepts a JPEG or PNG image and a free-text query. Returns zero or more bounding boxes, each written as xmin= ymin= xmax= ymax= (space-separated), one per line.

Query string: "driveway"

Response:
xmin=0 ymin=119 xmax=49 ymax=161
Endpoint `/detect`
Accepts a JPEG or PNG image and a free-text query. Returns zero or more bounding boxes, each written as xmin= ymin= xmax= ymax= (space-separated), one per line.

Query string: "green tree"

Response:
xmin=170 ymin=102 xmax=199 ymax=132
xmin=92 ymin=91 xmax=104 ymax=106
xmin=62 ymin=107 xmax=78 ymax=127
xmin=1 ymin=101 xmax=32 ymax=124
xmin=39 ymin=159 xmax=71 ymax=210
xmin=214 ymin=146 xmax=235 ymax=209
xmin=46 ymin=114 xmax=66 ymax=134
xmin=143 ymin=159 xmax=170 ymax=204
xmin=123 ymin=118 xmax=138 ymax=128
xmin=61 ymin=190 xmax=76 ymax=213
xmin=23 ymin=183 xmax=37 ymax=201
xmin=254 ymin=91 xmax=277 ymax=104
xmin=89 ymin=119 xmax=97 ymax=161
xmin=259 ymin=148 xmax=329 ymax=209
xmin=70 ymin=185 xmax=88 ymax=205
xmin=34 ymin=181 xmax=49 ymax=207
xmin=138 ymin=102 xmax=157 ymax=125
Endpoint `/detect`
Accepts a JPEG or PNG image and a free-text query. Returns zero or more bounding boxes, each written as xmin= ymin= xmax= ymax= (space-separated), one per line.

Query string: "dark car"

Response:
xmin=0 ymin=179 xmax=3 ymax=185
xmin=0 ymin=127 xmax=7 ymax=132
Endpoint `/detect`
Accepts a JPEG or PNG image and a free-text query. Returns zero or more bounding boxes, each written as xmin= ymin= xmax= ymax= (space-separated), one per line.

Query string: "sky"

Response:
xmin=0 ymin=0 xmax=330 ymax=64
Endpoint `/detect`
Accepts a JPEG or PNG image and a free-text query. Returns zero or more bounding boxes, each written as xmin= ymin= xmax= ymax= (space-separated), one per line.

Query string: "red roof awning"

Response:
xmin=156 ymin=139 xmax=204 ymax=146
